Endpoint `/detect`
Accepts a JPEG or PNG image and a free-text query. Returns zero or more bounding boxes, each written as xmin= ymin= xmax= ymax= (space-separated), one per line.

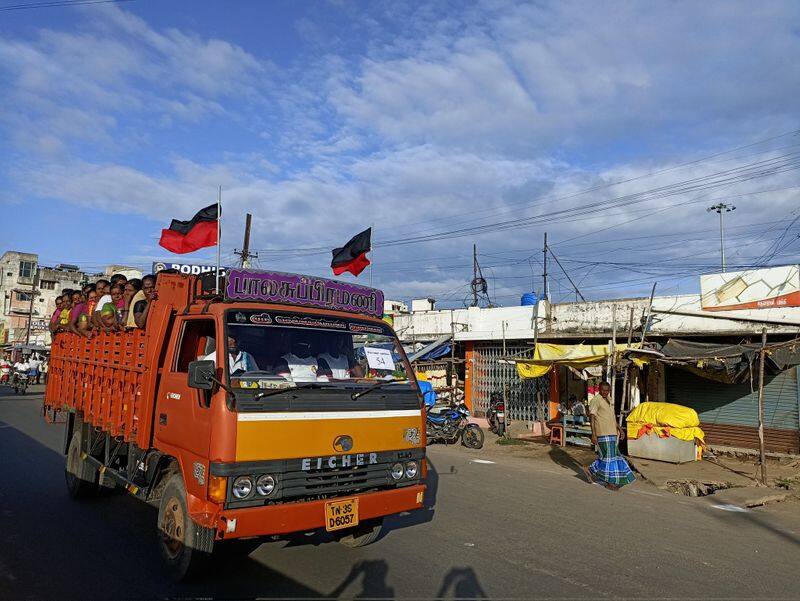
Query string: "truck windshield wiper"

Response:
xmin=254 ymin=382 xmax=325 ymax=400
xmin=351 ymin=379 xmax=405 ymax=401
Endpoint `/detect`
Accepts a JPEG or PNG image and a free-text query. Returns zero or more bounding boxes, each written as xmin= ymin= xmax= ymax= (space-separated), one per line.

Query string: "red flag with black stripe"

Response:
xmin=331 ymin=227 xmax=371 ymax=276
xmin=158 ymin=204 xmax=219 ymax=254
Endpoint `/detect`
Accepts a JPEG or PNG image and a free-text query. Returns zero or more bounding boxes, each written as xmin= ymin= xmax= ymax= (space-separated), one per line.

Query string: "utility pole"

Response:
xmin=707 ymin=203 xmax=736 ymax=272
xmin=24 ymin=270 xmax=39 ymax=345
xmin=234 ymin=213 xmax=257 ymax=268
xmin=542 ymin=232 xmax=549 ymax=302
xmin=470 ymin=244 xmax=488 ymax=307
xmin=472 ymin=244 xmax=478 ymax=308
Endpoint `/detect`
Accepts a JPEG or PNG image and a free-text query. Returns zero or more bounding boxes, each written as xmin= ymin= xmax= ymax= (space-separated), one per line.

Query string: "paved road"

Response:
xmin=1 ymin=386 xmax=799 ymax=600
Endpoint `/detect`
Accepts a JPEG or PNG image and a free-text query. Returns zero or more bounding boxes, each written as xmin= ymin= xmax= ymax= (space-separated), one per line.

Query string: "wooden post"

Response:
xmin=757 ymin=328 xmax=768 ymax=486
xmin=619 ymin=307 xmax=635 ymax=426
xmin=610 ymin=306 xmax=617 ymax=401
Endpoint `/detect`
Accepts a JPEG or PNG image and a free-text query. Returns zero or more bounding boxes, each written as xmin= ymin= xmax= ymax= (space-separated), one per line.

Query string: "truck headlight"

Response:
xmin=390 ymin=463 xmax=404 ymax=480
xmin=232 ymin=476 xmax=253 ymax=499
xmin=405 ymin=461 xmax=418 ymax=479
xmin=256 ymin=474 xmax=276 ymax=496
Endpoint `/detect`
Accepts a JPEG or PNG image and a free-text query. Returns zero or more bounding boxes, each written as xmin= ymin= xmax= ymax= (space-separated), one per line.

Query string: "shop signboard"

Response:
xmin=700 ymin=265 xmax=800 ymax=311
xmin=226 ymin=269 xmax=384 ymax=318
xmin=152 ymin=262 xmax=227 ymax=277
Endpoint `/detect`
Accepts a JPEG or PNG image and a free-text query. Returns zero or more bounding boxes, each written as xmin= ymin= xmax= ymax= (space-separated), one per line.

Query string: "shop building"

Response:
xmin=395 ymin=266 xmax=800 ymax=455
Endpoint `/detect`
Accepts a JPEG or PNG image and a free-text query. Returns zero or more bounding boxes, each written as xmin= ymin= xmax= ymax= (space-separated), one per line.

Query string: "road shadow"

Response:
xmin=705 ymin=501 xmax=800 ymax=548
xmin=548 ymin=445 xmax=590 ymax=483
xmin=326 ymin=559 xmax=394 ymax=598
xmin=436 ymin=566 xmax=488 ymax=599
xmin=0 ymin=421 xmax=325 ymax=599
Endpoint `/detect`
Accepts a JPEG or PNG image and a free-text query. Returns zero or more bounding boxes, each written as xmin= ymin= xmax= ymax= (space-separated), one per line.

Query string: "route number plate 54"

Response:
xmin=325 ymin=498 xmax=359 ymax=532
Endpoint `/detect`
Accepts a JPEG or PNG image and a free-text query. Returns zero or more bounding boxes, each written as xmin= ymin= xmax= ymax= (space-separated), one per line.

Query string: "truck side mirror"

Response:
xmin=188 ymin=360 xmax=215 ymax=390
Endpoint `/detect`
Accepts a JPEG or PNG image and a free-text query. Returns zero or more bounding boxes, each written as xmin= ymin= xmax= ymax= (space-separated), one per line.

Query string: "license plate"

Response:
xmin=324 ymin=498 xmax=359 ymax=532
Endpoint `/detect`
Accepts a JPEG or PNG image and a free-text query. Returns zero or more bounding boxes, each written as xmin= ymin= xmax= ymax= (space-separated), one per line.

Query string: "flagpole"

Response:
xmin=369 ymin=222 xmax=374 ymax=287
xmin=216 ymin=185 xmax=222 ymax=295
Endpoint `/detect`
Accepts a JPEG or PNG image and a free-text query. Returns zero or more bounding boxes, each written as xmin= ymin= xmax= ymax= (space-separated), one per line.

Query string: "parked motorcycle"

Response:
xmin=12 ymin=371 xmax=29 ymax=395
xmin=486 ymin=391 xmax=506 ymax=436
xmin=425 ymin=402 xmax=484 ymax=449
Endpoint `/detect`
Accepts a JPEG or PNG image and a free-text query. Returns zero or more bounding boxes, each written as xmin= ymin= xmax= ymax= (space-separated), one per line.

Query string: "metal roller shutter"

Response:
xmin=665 ymin=365 xmax=800 ymax=453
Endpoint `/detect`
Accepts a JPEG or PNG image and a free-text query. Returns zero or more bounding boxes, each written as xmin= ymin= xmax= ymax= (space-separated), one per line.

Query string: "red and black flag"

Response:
xmin=158 ymin=204 xmax=219 ymax=254
xmin=331 ymin=227 xmax=371 ymax=277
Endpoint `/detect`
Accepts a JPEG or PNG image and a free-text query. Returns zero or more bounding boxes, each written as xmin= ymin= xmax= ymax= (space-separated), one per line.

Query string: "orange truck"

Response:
xmin=44 ymin=269 xmax=427 ymax=579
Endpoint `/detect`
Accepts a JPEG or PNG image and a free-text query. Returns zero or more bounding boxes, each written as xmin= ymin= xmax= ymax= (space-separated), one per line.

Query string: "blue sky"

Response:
xmin=1 ymin=0 xmax=799 ymax=306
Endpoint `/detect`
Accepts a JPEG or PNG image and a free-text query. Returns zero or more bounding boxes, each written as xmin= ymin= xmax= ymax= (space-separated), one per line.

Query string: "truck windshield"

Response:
xmin=223 ymin=309 xmax=413 ymax=391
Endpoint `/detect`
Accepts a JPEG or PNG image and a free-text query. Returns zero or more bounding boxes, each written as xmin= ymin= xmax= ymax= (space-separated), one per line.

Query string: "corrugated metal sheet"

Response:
xmin=666 ymin=365 xmax=799 ymax=453
xmin=700 ymin=423 xmax=799 ymax=454
xmin=665 ymin=366 xmax=799 ymax=430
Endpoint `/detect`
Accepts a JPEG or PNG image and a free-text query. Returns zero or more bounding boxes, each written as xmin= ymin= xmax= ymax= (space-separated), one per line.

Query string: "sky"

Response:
xmin=0 ymin=0 xmax=799 ymax=307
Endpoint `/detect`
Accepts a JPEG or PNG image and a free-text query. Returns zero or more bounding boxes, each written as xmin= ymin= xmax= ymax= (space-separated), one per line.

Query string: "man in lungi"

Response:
xmin=583 ymin=381 xmax=635 ymax=490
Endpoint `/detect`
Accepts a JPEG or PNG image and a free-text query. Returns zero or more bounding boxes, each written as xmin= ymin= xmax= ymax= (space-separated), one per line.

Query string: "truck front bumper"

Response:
xmin=215 ymin=484 xmax=426 ymax=540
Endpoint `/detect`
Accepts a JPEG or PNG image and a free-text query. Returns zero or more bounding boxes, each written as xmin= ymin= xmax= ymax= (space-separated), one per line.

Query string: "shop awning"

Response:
xmin=408 ymin=335 xmax=452 ymax=363
xmin=657 ymin=338 xmax=800 ymax=384
xmin=515 ymin=342 xmax=641 ymax=379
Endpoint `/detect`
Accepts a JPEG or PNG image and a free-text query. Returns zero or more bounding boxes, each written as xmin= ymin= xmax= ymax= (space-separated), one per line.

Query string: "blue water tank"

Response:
xmin=521 ymin=292 xmax=538 ymax=306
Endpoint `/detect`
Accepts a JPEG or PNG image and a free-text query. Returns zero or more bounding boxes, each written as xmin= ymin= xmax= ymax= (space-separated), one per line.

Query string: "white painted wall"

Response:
xmin=394 ymin=294 xmax=800 ymax=342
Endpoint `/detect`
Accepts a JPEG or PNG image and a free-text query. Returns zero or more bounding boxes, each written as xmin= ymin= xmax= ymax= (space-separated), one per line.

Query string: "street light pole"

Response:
xmin=707 ymin=203 xmax=736 ymax=272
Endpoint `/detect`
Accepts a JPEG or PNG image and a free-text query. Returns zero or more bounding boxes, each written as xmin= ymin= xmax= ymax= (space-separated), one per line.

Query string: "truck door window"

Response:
xmin=174 ymin=320 xmax=216 ymax=407
xmin=175 ymin=320 xmax=217 ymax=372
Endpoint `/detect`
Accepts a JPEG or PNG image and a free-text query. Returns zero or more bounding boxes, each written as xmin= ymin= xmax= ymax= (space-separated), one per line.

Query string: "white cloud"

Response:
xmin=329 ymin=1 xmax=800 ymax=154
xmin=0 ymin=4 xmax=269 ymax=152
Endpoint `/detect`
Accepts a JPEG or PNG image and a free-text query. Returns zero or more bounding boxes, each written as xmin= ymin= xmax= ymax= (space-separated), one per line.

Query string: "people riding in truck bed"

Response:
xmin=47 ymin=272 xmax=158 ymax=336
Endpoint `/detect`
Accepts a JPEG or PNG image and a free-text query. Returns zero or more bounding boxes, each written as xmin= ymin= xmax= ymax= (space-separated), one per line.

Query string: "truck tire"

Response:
xmin=65 ymin=431 xmax=98 ymax=499
xmin=157 ymin=474 xmax=214 ymax=581
xmin=337 ymin=518 xmax=383 ymax=548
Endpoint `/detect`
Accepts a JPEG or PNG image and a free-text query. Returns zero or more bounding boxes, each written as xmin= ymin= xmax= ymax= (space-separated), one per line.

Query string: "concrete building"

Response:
xmin=396 ymin=266 xmax=800 ymax=455
xmin=1 ymin=251 xmax=141 ymax=347
xmin=1 ymin=252 xmax=87 ymax=346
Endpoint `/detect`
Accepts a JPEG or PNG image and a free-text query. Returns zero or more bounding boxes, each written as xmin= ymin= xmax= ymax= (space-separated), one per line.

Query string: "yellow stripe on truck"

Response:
xmin=235 ymin=410 xmax=424 ymax=461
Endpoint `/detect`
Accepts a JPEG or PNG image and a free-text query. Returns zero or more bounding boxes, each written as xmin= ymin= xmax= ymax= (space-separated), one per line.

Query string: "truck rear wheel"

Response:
xmin=65 ymin=431 xmax=97 ymax=499
xmin=337 ymin=518 xmax=383 ymax=548
xmin=157 ymin=474 xmax=214 ymax=581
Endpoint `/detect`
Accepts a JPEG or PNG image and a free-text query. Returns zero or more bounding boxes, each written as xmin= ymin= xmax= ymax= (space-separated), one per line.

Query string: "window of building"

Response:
xmin=16 ymin=292 xmax=32 ymax=302
xmin=40 ymin=280 xmax=56 ymax=290
xmin=18 ymin=261 xmax=35 ymax=279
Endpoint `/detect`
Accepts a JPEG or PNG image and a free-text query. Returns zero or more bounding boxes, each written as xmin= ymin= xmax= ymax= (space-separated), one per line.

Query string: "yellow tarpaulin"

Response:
xmin=626 ymin=402 xmax=705 ymax=444
xmin=515 ymin=342 xmax=640 ymax=379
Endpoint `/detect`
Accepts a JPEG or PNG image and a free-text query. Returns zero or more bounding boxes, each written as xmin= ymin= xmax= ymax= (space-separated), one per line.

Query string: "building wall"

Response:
xmin=0 ymin=251 xmax=38 ymax=343
xmin=394 ymin=295 xmax=800 ymax=343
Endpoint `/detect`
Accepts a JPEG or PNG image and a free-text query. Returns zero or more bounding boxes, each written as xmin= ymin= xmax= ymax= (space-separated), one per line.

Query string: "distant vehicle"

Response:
xmin=11 ymin=371 xmax=28 ymax=395
xmin=426 ymin=402 xmax=484 ymax=449
xmin=44 ymin=269 xmax=429 ymax=579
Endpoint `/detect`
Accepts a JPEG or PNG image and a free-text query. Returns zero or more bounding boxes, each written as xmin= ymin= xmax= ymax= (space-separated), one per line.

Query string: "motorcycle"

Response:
xmin=12 ymin=371 xmax=29 ymax=395
xmin=486 ymin=391 xmax=506 ymax=436
xmin=425 ymin=402 xmax=484 ymax=449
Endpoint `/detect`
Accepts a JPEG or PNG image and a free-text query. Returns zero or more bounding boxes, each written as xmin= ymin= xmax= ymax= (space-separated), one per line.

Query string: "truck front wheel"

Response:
xmin=65 ymin=431 xmax=97 ymax=499
xmin=337 ymin=518 xmax=383 ymax=548
xmin=157 ymin=474 xmax=214 ymax=581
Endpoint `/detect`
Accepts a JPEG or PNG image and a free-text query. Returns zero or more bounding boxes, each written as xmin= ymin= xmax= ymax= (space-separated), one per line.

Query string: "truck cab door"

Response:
xmin=155 ymin=317 xmax=216 ymax=462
